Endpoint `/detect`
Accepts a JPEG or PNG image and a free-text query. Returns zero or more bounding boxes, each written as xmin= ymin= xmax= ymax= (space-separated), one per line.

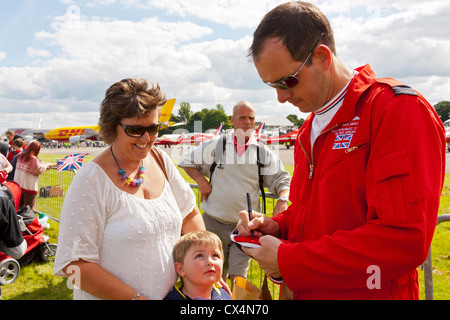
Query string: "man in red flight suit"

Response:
xmin=237 ymin=1 xmax=446 ymax=299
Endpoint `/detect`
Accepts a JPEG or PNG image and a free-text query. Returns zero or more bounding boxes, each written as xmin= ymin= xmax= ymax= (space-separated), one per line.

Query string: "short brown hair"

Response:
xmin=173 ymin=230 xmax=224 ymax=264
xmin=98 ymin=78 xmax=167 ymax=144
xmin=249 ymin=1 xmax=335 ymax=63
xmin=12 ymin=138 xmax=24 ymax=148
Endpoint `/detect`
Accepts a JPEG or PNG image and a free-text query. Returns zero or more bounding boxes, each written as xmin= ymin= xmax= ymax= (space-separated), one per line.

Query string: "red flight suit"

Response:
xmin=273 ymin=65 xmax=446 ymax=299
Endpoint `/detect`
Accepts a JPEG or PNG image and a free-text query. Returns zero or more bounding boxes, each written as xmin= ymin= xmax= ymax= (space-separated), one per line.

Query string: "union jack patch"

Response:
xmin=333 ymin=134 xmax=353 ymax=149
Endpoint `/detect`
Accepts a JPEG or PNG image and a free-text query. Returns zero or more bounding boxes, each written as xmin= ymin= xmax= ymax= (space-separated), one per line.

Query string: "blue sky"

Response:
xmin=1 ymin=0 xmax=450 ymax=133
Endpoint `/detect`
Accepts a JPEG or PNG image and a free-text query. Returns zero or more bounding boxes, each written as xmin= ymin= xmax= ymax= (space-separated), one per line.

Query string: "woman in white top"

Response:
xmin=53 ymin=78 xmax=205 ymax=300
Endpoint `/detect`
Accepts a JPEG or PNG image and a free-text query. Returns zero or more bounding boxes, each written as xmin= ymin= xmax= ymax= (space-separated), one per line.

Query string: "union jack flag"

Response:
xmin=57 ymin=153 xmax=86 ymax=172
xmin=333 ymin=134 xmax=353 ymax=150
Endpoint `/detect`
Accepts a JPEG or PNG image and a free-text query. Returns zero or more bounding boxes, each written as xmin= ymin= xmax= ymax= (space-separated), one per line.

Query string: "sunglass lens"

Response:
xmin=125 ymin=126 xmax=142 ymax=137
xmin=148 ymin=124 xmax=160 ymax=136
xmin=122 ymin=123 xmax=160 ymax=137
xmin=125 ymin=126 xmax=143 ymax=136
xmin=284 ymin=76 xmax=299 ymax=89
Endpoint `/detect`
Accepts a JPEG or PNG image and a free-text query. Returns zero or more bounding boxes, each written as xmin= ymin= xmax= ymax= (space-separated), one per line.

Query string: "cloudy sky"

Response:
xmin=1 ymin=0 xmax=449 ymax=134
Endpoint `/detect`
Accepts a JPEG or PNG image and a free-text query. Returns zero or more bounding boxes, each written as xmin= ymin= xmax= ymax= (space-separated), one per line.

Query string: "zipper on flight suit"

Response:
xmin=299 ymin=124 xmax=339 ymax=180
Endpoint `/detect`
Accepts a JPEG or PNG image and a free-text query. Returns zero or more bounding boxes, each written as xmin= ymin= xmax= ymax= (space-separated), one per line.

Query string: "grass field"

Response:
xmin=1 ymin=152 xmax=449 ymax=300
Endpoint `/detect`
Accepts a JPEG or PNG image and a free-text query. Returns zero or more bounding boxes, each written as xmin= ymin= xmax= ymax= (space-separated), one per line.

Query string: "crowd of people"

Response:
xmin=40 ymin=140 xmax=107 ymax=149
xmin=0 ymin=131 xmax=55 ymax=210
xmin=2 ymin=1 xmax=446 ymax=301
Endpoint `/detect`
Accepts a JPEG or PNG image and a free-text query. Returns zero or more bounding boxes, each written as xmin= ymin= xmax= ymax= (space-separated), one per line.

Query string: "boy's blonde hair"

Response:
xmin=174 ymin=230 xmax=223 ymax=263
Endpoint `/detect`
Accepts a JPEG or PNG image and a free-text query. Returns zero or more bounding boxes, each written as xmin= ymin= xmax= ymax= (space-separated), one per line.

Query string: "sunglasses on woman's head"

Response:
xmin=264 ymin=33 xmax=324 ymax=90
xmin=119 ymin=123 xmax=161 ymax=137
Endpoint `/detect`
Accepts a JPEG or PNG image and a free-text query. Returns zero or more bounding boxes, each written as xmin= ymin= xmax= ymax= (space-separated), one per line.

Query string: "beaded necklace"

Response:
xmin=110 ymin=146 xmax=146 ymax=187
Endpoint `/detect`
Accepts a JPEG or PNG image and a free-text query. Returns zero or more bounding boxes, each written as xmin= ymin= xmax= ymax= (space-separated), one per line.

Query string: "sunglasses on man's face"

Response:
xmin=264 ymin=33 xmax=324 ymax=90
xmin=119 ymin=123 xmax=161 ymax=137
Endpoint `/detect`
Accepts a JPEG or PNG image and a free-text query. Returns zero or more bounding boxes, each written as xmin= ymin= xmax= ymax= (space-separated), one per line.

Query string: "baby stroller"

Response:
xmin=0 ymin=181 xmax=57 ymax=290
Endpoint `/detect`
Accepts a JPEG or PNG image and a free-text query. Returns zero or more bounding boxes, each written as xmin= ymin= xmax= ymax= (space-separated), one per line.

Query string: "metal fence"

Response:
xmin=36 ymin=168 xmax=76 ymax=222
xmin=422 ymin=214 xmax=450 ymax=300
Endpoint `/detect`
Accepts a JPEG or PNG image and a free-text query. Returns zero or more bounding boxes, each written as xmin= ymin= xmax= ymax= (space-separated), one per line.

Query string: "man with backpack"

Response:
xmin=178 ymin=100 xmax=291 ymax=285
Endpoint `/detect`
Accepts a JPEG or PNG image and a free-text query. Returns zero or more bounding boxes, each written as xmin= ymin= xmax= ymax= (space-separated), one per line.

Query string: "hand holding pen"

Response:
xmin=246 ymin=193 xmax=254 ymax=239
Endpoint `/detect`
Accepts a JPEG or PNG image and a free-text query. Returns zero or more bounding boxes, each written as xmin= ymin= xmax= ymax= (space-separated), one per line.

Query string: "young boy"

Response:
xmin=164 ymin=230 xmax=231 ymax=300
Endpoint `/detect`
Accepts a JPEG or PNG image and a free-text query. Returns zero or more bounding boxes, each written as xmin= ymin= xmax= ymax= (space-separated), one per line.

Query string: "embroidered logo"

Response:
xmin=332 ymin=116 xmax=360 ymax=150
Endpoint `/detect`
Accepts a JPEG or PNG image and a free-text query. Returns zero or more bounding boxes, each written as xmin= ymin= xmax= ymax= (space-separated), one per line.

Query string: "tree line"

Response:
xmin=434 ymin=101 xmax=450 ymax=123
xmin=161 ymin=102 xmax=305 ymax=134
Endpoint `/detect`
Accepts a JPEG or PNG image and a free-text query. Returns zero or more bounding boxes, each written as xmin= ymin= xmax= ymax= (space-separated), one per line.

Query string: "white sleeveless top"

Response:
xmin=53 ymin=150 xmax=196 ymax=300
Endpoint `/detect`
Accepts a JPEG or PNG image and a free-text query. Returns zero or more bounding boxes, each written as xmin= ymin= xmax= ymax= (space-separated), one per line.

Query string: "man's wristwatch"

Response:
xmin=278 ymin=195 xmax=289 ymax=202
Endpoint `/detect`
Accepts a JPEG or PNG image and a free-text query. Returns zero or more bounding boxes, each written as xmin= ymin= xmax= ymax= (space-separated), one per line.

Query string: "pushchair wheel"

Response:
xmin=0 ymin=259 xmax=20 ymax=286
xmin=40 ymin=243 xmax=57 ymax=262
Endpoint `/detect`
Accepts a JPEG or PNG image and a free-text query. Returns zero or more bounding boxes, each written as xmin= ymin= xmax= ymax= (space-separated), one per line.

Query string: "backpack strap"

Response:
xmin=150 ymin=147 xmax=168 ymax=180
xmin=209 ymin=134 xmax=267 ymax=214
xmin=209 ymin=134 xmax=227 ymax=185
xmin=256 ymin=144 xmax=267 ymax=214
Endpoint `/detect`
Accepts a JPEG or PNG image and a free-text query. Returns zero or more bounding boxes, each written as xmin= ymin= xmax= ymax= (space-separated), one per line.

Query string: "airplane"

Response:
xmin=5 ymin=99 xmax=177 ymax=144
xmin=260 ymin=128 xmax=299 ymax=149
xmin=4 ymin=128 xmax=48 ymax=144
xmin=177 ymin=122 xmax=262 ymax=147
xmin=154 ymin=122 xmax=266 ymax=148
xmin=154 ymin=131 xmax=188 ymax=148
xmin=44 ymin=125 xmax=101 ymax=144
xmin=177 ymin=123 xmax=224 ymax=146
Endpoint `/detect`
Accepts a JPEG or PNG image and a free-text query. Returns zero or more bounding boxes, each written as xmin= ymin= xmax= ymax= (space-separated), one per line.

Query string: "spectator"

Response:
xmin=164 ymin=230 xmax=231 ymax=300
xmin=0 ymin=135 xmax=9 ymax=158
xmin=7 ymin=139 xmax=25 ymax=182
xmin=14 ymin=141 xmax=54 ymax=210
xmin=7 ymin=138 xmax=24 ymax=162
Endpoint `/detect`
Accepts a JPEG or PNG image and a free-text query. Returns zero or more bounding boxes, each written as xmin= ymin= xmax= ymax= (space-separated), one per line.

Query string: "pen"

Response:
xmin=246 ymin=192 xmax=254 ymax=238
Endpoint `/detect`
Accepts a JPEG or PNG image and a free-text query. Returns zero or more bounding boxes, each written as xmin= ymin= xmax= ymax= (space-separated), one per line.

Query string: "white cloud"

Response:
xmin=324 ymin=0 xmax=450 ymax=104
xmin=140 ymin=0 xmax=287 ymax=29
xmin=0 ymin=52 xmax=6 ymax=62
xmin=1 ymin=13 xmax=215 ymax=113
xmin=0 ymin=66 xmax=48 ymax=100
xmin=27 ymin=47 xmax=52 ymax=58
